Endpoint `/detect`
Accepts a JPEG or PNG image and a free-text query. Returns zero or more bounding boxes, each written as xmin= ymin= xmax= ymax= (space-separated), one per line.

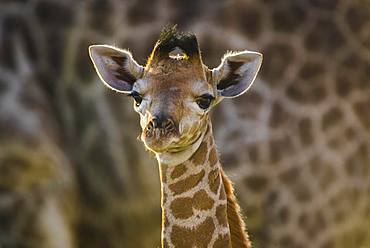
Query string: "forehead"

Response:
xmin=136 ymin=62 xmax=213 ymax=95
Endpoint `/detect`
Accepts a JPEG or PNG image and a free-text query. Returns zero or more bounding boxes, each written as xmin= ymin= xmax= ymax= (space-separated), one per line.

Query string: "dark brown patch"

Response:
xmin=292 ymin=183 xmax=312 ymax=202
xmin=216 ymin=204 xmax=228 ymax=227
xmin=209 ymin=169 xmax=221 ymax=194
xmin=269 ymin=136 xmax=294 ymax=164
xmin=322 ymin=107 xmax=343 ymax=130
xmin=354 ymin=100 xmax=370 ymax=130
xmin=169 ymin=170 xmax=205 ymax=195
xmin=170 ymin=189 xmax=215 ymax=219
xmin=171 ymin=217 xmax=215 ymax=247
xmin=219 ymin=187 xmax=227 ymax=200
xmin=170 ymin=163 xmax=187 ymax=180
xmin=35 ymin=1 xmax=75 ymax=27
xmin=279 ymin=235 xmax=297 ymax=248
xmin=299 ymin=118 xmax=313 ymax=147
xmin=272 ymin=2 xmax=306 ymax=32
xmin=279 ymin=167 xmax=300 ymax=186
xmin=304 ymin=17 xmax=345 ymax=54
xmin=286 ymin=79 xmax=327 ymax=104
xmin=86 ymin=0 xmax=114 ymax=34
xmin=244 ymin=175 xmax=268 ymax=192
xmin=285 ymin=59 xmax=328 ymax=104
xmin=209 ymin=147 xmax=218 ymax=166
xmin=261 ymin=43 xmax=295 ymax=84
xmin=127 ymin=0 xmax=157 ymax=25
xmin=309 ymin=0 xmax=338 ymax=9
xmin=170 ymin=197 xmax=194 ymax=219
xmin=191 ymin=141 xmax=208 ymax=165
xmin=269 ymin=102 xmax=292 ymax=128
xmin=194 ymin=189 xmax=215 ymax=210
xmin=248 ymin=144 xmax=259 ymax=164
xmin=277 ymin=206 xmax=290 ymax=224
xmin=299 ymin=61 xmax=325 ymax=83
xmin=232 ymin=2 xmax=262 ymax=39
xmin=213 ymin=234 xmax=231 ymax=248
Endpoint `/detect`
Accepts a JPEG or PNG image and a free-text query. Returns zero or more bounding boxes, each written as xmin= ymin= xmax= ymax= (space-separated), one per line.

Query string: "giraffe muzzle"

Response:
xmin=146 ymin=115 xmax=176 ymax=135
xmin=142 ymin=116 xmax=180 ymax=152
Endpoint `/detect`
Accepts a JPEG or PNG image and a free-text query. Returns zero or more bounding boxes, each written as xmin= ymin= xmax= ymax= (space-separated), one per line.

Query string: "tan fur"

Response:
xmin=221 ymin=169 xmax=252 ymax=248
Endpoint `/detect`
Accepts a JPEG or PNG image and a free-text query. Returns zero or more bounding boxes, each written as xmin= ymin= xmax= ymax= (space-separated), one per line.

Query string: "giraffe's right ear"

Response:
xmin=212 ymin=51 xmax=262 ymax=98
xmin=89 ymin=45 xmax=144 ymax=93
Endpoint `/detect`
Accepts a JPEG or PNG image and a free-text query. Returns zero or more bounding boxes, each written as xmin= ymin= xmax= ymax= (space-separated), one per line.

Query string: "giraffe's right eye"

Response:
xmin=129 ymin=91 xmax=143 ymax=106
xmin=196 ymin=94 xmax=214 ymax=110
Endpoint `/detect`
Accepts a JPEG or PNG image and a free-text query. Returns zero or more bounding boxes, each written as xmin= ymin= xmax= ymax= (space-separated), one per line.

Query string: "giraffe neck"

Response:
xmin=157 ymin=123 xmax=232 ymax=248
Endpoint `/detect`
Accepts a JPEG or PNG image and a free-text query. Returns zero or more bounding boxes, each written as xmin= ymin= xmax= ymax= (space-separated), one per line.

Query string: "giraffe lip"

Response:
xmin=144 ymin=123 xmax=179 ymax=138
xmin=142 ymin=127 xmax=180 ymax=152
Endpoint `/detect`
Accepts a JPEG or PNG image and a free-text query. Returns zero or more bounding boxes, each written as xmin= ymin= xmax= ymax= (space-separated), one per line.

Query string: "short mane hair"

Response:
xmin=152 ymin=25 xmax=200 ymax=60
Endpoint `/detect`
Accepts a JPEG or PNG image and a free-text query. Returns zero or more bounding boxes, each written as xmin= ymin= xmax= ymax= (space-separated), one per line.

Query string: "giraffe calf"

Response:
xmin=89 ymin=26 xmax=262 ymax=248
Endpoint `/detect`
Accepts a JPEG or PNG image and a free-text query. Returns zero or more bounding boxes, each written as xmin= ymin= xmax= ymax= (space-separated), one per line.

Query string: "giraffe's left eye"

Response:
xmin=129 ymin=91 xmax=143 ymax=107
xmin=196 ymin=94 xmax=214 ymax=110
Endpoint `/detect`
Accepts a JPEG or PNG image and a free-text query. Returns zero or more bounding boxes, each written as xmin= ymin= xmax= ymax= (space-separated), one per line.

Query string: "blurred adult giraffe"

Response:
xmin=89 ymin=26 xmax=262 ymax=247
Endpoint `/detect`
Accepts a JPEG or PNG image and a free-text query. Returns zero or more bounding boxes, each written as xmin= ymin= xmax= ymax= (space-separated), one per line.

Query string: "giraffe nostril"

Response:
xmin=151 ymin=117 xmax=162 ymax=129
xmin=164 ymin=119 xmax=174 ymax=131
xmin=150 ymin=115 xmax=174 ymax=130
xmin=147 ymin=121 xmax=154 ymax=132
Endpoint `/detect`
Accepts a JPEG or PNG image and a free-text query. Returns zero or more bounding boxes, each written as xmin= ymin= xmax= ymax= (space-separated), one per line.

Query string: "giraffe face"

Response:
xmin=89 ymin=28 xmax=262 ymax=153
xmin=132 ymin=63 xmax=213 ymax=153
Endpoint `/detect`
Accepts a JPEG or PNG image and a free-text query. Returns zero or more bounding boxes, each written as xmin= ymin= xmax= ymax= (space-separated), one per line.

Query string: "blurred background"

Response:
xmin=0 ymin=0 xmax=370 ymax=247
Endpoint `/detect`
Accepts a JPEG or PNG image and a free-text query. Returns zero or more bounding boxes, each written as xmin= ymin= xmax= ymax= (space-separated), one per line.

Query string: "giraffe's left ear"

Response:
xmin=89 ymin=45 xmax=144 ymax=93
xmin=212 ymin=51 xmax=262 ymax=98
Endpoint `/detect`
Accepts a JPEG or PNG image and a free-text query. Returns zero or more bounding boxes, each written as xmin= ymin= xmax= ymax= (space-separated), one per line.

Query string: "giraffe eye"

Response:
xmin=196 ymin=94 xmax=214 ymax=110
xmin=129 ymin=91 xmax=143 ymax=106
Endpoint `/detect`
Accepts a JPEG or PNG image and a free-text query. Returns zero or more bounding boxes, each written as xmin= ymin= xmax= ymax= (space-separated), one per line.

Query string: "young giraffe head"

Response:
xmin=89 ymin=26 xmax=262 ymax=157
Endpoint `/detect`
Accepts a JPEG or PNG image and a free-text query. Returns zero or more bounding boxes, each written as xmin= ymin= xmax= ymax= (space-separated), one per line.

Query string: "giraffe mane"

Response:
xmin=147 ymin=25 xmax=201 ymax=65
xmin=221 ymin=169 xmax=252 ymax=247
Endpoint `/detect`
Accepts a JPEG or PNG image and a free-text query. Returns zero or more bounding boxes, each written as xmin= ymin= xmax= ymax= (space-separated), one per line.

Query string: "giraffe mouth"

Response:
xmin=141 ymin=125 xmax=180 ymax=153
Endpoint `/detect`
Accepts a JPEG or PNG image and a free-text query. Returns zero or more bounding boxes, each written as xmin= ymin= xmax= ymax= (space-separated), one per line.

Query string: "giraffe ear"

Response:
xmin=89 ymin=45 xmax=144 ymax=93
xmin=212 ymin=51 xmax=262 ymax=98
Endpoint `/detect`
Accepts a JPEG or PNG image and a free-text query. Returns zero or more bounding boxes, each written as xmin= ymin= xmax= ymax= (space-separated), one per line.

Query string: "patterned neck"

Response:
xmin=158 ymin=123 xmax=232 ymax=248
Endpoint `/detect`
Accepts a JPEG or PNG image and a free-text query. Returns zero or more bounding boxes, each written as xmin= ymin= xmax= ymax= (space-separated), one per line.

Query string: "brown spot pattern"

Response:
xmin=170 ymin=163 xmax=187 ymax=180
xmin=219 ymin=186 xmax=226 ymax=200
xmin=209 ymin=169 xmax=221 ymax=193
xmin=209 ymin=147 xmax=218 ymax=166
xmin=191 ymin=141 xmax=208 ymax=165
xmin=216 ymin=204 xmax=228 ymax=227
xmin=170 ymin=190 xmax=214 ymax=219
xmin=171 ymin=217 xmax=215 ymax=247
xmin=213 ymin=234 xmax=231 ymax=248
xmin=169 ymin=170 xmax=205 ymax=195
xmin=299 ymin=118 xmax=313 ymax=147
